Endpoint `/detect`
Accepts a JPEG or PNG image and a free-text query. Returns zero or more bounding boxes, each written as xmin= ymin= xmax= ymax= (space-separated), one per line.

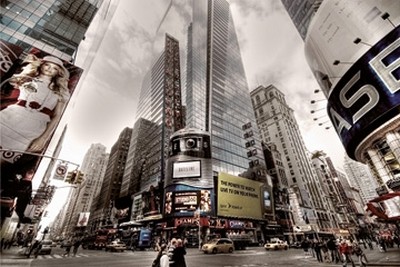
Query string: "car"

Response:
xmin=289 ymin=241 xmax=301 ymax=249
xmin=201 ymin=238 xmax=234 ymax=254
xmin=105 ymin=241 xmax=126 ymax=252
xmin=38 ymin=240 xmax=53 ymax=255
xmin=264 ymin=239 xmax=288 ymax=251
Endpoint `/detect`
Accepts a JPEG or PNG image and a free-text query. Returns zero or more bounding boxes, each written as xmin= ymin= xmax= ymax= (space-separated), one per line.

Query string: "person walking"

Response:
xmin=338 ymin=239 xmax=355 ymax=267
xmin=301 ymin=238 xmax=311 ymax=257
xmin=152 ymin=244 xmax=169 ymax=267
xmin=171 ymin=239 xmax=187 ymax=267
xmin=168 ymin=238 xmax=177 ymax=266
xmin=72 ymin=239 xmax=81 ymax=256
xmin=62 ymin=240 xmax=72 ymax=257
xmin=26 ymin=240 xmax=40 ymax=258
xmin=353 ymin=242 xmax=368 ymax=267
xmin=314 ymin=240 xmax=323 ymax=263
xmin=327 ymin=237 xmax=339 ymax=263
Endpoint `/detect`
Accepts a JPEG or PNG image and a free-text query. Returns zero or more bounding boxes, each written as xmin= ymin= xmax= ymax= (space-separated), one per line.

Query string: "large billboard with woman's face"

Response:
xmin=0 ymin=41 xmax=82 ymax=219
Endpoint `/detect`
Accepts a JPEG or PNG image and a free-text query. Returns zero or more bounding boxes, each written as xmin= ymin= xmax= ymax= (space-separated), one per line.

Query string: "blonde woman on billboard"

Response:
xmin=0 ymin=54 xmax=70 ymax=164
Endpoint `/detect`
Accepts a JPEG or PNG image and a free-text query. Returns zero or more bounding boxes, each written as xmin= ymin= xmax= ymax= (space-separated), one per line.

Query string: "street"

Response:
xmin=2 ymin=246 xmax=400 ymax=267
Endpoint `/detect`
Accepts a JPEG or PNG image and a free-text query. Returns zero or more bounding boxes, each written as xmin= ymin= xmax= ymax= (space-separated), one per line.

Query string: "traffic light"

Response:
xmin=76 ymin=171 xmax=84 ymax=184
xmin=65 ymin=170 xmax=78 ymax=184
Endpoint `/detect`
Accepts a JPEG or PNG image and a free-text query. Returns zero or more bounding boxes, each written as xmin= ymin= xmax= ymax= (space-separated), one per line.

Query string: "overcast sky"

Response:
xmin=56 ymin=0 xmax=347 ymax=175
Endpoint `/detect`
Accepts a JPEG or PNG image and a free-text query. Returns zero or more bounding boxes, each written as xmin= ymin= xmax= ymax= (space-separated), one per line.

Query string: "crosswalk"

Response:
xmin=35 ymin=253 xmax=94 ymax=259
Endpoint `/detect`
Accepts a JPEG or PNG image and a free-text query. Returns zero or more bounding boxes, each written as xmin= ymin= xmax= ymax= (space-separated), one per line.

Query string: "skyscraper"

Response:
xmin=63 ymin=143 xmax=108 ymax=235
xmin=250 ymin=85 xmax=319 ymax=227
xmin=0 ymin=0 xmax=104 ymax=60
xmin=90 ymin=127 xmax=131 ymax=229
xmin=185 ymin=0 xmax=264 ymax=176
xmin=344 ymin=156 xmax=379 ymax=204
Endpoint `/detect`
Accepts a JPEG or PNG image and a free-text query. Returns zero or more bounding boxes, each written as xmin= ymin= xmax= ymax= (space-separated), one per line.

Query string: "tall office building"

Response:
xmin=250 ymin=85 xmax=320 ymax=227
xmin=282 ymin=0 xmax=400 ymax=221
xmin=122 ymin=34 xmax=184 ymax=223
xmin=280 ymin=0 xmax=322 ymax=41
xmin=120 ymin=118 xmax=158 ymax=198
xmin=90 ymin=127 xmax=132 ymax=230
xmin=63 ymin=143 xmax=109 ymax=235
xmin=185 ymin=0 xmax=264 ymax=176
xmin=0 ymin=0 xmax=104 ymax=61
xmin=344 ymin=156 xmax=379 ymax=204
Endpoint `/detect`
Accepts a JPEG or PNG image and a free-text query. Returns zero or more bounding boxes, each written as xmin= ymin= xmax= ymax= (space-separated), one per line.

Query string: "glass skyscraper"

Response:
xmin=0 ymin=0 xmax=102 ymax=60
xmin=186 ymin=0 xmax=264 ymax=176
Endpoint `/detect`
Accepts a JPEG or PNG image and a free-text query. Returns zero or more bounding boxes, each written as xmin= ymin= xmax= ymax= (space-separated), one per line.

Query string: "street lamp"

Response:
xmin=381 ymin=12 xmax=396 ymax=28
xmin=353 ymin=38 xmax=372 ymax=47
xmin=333 ymin=60 xmax=353 ymax=65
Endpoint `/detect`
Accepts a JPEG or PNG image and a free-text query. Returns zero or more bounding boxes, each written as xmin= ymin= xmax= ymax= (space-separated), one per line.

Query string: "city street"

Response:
xmin=1 ymin=246 xmax=400 ymax=267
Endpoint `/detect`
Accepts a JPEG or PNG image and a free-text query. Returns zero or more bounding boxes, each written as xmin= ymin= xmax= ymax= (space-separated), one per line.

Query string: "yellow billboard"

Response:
xmin=217 ymin=172 xmax=263 ymax=220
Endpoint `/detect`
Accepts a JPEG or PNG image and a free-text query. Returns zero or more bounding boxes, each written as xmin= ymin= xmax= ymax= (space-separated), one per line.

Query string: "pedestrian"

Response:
xmin=72 ymin=239 xmax=81 ymax=256
xmin=327 ymin=237 xmax=339 ymax=263
xmin=314 ymin=240 xmax=323 ymax=263
xmin=171 ymin=239 xmax=187 ymax=267
xmin=378 ymin=237 xmax=387 ymax=252
xmin=353 ymin=242 xmax=368 ymax=267
xmin=63 ymin=240 xmax=72 ymax=257
xmin=168 ymin=238 xmax=177 ymax=266
xmin=152 ymin=244 xmax=169 ymax=267
xmin=321 ymin=239 xmax=330 ymax=263
xmin=301 ymin=239 xmax=310 ymax=257
xmin=338 ymin=239 xmax=355 ymax=267
xmin=26 ymin=240 xmax=40 ymax=258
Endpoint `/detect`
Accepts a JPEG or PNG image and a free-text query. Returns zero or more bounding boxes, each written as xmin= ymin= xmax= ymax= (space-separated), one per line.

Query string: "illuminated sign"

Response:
xmin=327 ymin=29 xmax=400 ymax=159
xmin=217 ymin=172 xmax=263 ymax=220
xmin=305 ymin=1 xmax=400 ymax=160
xmin=173 ymin=160 xmax=201 ymax=178
xmin=174 ymin=191 xmax=198 ymax=212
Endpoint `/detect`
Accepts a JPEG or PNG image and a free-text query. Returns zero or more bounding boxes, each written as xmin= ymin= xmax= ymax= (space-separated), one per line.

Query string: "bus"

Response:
xmin=119 ymin=221 xmax=152 ymax=250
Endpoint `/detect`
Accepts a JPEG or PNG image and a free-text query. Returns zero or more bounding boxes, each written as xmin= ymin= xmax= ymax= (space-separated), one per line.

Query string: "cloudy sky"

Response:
xmin=56 ymin=0 xmax=347 ymax=175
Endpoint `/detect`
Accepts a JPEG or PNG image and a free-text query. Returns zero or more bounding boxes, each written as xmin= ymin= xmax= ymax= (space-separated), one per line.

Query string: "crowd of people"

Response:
xmin=299 ymin=234 xmax=400 ymax=267
xmin=152 ymin=238 xmax=187 ymax=267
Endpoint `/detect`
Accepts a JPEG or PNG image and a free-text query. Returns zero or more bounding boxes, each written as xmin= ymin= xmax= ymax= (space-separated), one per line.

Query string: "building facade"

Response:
xmin=185 ymin=0 xmax=265 ymax=176
xmin=89 ymin=127 xmax=132 ymax=230
xmin=1 ymin=0 xmax=103 ymax=61
xmin=344 ymin=156 xmax=379 ymax=204
xmin=251 ymin=85 xmax=321 ymax=229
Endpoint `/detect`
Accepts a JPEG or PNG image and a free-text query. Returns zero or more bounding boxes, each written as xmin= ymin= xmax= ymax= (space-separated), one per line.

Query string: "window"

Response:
xmin=256 ymin=95 xmax=261 ymax=105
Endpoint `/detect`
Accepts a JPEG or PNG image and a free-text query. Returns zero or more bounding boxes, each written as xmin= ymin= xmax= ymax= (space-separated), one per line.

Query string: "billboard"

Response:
xmin=305 ymin=1 xmax=400 ymax=160
xmin=217 ymin=172 xmax=263 ymax=220
xmin=0 ymin=42 xmax=83 ymax=220
xmin=77 ymin=212 xmax=90 ymax=227
xmin=173 ymin=160 xmax=201 ymax=178
xmin=164 ymin=189 xmax=213 ymax=217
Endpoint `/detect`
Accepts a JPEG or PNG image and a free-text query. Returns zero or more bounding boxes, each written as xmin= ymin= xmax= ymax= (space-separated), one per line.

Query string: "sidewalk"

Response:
xmin=303 ymin=247 xmax=400 ymax=266
xmin=1 ymin=246 xmax=34 ymax=266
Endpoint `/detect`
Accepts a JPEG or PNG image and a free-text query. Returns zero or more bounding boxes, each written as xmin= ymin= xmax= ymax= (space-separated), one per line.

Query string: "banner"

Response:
xmin=0 ymin=41 xmax=83 ymax=220
xmin=77 ymin=212 xmax=90 ymax=227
